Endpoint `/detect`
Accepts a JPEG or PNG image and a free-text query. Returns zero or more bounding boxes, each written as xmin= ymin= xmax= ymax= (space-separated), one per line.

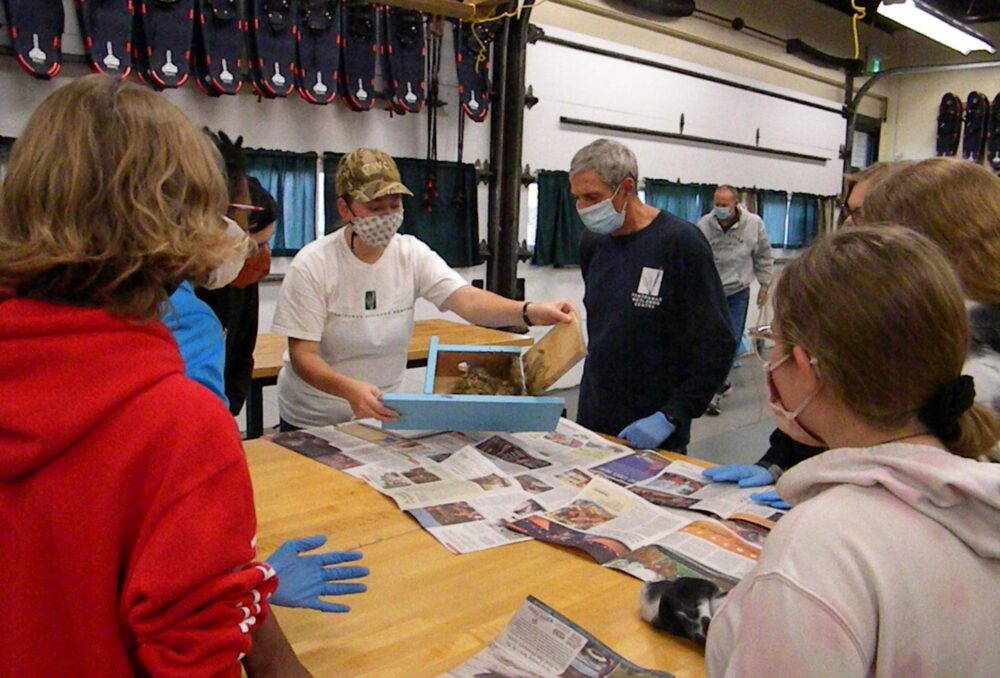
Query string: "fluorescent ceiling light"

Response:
xmin=877 ymin=0 xmax=996 ymax=55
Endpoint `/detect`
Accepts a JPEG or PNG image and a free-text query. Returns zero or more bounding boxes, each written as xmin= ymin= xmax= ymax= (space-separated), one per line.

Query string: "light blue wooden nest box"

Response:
xmin=382 ymin=336 xmax=566 ymax=432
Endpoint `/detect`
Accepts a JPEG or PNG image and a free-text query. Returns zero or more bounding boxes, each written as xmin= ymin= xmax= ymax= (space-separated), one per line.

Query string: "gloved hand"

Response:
xmin=618 ymin=412 xmax=675 ymax=449
xmin=266 ymin=536 xmax=369 ymax=612
xmin=702 ymin=464 xmax=775 ymax=488
xmin=750 ymin=490 xmax=792 ymax=511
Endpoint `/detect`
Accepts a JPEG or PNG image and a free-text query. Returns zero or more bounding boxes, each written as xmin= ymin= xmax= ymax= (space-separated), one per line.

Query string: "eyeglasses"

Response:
xmin=229 ymin=202 xmax=265 ymax=213
xmin=748 ymin=324 xmax=777 ymax=361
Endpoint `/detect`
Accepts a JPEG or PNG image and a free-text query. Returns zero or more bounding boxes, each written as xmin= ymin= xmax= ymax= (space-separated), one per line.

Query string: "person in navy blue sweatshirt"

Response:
xmin=569 ymin=139 xmax=735 ymax=452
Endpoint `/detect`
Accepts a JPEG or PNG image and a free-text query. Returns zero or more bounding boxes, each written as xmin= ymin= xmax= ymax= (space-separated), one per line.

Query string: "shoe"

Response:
xmin=706 ymin=395 xmax=721 ymax=416
xmin=720 ymin=383 xmax=733 ymax=397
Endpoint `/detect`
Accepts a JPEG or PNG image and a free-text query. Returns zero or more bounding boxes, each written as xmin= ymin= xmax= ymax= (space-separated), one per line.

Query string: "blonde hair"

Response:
xmin=0 ymin=75 xmax=237 ymax=320
xmin=863 ymin=157 xmax=1000 ymax=305
xmin=775 ymin=226 xmax=1000 ymax=458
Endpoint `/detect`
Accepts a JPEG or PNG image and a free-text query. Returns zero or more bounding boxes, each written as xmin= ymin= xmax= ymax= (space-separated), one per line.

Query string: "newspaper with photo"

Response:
xmin=440 ymin=596 xmax=674 ymax=678
xmin=270 ymin=418 xmax=782 ymax=576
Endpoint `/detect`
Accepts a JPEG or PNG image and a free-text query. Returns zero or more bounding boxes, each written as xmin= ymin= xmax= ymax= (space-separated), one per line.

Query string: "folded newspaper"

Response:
xmin=439 ymin=596 xmax=674 ymax=678
xmin=270 ymin=418 xmax=785 ymax=583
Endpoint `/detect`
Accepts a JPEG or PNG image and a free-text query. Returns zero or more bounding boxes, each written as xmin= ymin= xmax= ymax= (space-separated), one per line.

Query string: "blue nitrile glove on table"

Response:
xmin=266 ymin=535 xmax=369 ymax=612
xmin=750 ymin=490 xmax=792 ymax=511
xmin=702 ymin=464 xmax=775 ymax=488
xmin=619 ymin=412 xmax=675 ymax=449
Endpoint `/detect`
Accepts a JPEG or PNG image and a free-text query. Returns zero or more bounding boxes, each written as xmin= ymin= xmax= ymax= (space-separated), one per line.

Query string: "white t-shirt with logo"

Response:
xmin=272 ymin=229 xmax=468 ymax=427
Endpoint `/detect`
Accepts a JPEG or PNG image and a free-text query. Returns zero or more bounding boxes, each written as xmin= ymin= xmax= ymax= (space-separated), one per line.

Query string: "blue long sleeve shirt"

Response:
xmin=578 ymin=211 xmax=735 ymax=449
xmin=163 ymin=282 xmax=229 ymax=406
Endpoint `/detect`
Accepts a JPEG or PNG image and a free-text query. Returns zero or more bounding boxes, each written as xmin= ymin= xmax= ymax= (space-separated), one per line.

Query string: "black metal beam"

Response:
xmin=560 ymin=116 xmax=830 ymax=163
xmin=535 ymin=33 xmax=845 ymax=116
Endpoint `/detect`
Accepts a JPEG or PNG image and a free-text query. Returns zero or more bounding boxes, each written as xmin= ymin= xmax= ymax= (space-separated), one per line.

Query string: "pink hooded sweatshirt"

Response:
xmin=706 ymin=443 xmax=1000 ymax=677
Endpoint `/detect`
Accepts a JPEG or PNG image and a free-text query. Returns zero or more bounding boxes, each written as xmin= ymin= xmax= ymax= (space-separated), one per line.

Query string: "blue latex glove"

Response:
xmin=618 ymin=412 xmax=676 ymax=449
xmin=266 ymin=535 xmax=369 ymax=612
xmin=702 ymin=464 xmax=775 ymax=488
xmin=750 ymin=490 xmax=792 ymax=511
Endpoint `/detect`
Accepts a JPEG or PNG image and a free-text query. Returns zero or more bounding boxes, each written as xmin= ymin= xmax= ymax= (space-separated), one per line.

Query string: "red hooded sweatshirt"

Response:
xmin=0 ymin=297 xmax=277 ymax=677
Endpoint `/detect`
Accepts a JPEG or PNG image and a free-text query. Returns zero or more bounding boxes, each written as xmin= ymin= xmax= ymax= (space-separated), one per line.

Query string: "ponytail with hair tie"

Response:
xmin=918 ymin=375 xmax=976 ymax=442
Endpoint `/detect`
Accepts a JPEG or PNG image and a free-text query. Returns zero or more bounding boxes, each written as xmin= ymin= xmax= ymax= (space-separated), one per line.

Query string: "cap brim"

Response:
xmin=350 ymin=180 xmax=414 ymax=202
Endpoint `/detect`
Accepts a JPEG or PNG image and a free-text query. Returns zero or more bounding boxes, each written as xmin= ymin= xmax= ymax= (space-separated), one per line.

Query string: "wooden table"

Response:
xmin=247 ymin=439 xmax=706 ymax=678
xmin=246 ymin=319 xmax=534 ymax=439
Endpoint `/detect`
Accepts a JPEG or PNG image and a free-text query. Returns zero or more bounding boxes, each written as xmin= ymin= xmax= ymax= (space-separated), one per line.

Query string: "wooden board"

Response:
xmin=523 ymin=313 xmax=588 ymax=395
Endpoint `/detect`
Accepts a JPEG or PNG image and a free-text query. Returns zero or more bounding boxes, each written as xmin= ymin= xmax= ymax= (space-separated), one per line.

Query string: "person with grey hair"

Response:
xmin=569 ymin=138 xmax=735 ymax=452
xmin=697 ymin=184 xmax=773 ymax=415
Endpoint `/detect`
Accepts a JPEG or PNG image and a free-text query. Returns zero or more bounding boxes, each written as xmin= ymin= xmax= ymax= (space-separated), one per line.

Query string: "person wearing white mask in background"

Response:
xmin=697 ymin=185 xmax=773 ymax=416
xmin=273 ymin=148 xmax=576 ymax=430
xmin=569 ymin=138 xmax=734 ymax=452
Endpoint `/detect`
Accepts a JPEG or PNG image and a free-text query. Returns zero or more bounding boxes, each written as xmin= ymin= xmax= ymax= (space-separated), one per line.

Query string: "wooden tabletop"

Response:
xmin=247 ymin=438 xmax=706 ymax=678
xmin=252 ymin=319 xmax=535 ymax=380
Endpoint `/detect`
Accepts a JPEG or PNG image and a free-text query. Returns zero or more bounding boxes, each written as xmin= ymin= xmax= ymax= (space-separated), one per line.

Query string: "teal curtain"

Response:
xmin=696 ymin=184 xmax=718 ymax=217
xmin=0 ymin=136 xmax=13 ymax=183
xmin=322 ymin=153 xmax=480 ymax=267
xmin=758 ymin=190 xmax=789 ymax=247
xmin=245 ymin=149 xmax=318 ymax=256
xmin=644 ymin=179 xmax=702 ymax=223
xmin=787 ymin=193 xmax=820 ymax=249
xmin=533 ymin=170 xmax=584 ymax=266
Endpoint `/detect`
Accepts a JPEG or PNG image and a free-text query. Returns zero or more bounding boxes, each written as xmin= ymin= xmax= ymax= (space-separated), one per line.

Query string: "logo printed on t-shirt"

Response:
xmin=365 ymin=290 xmax=377 ymax=310
xmin=632 ymin=267 xmax=663 ymax=309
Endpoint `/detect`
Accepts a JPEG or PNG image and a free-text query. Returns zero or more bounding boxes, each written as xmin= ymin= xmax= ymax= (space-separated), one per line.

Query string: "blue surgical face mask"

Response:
xmin=577 ymin=185 xmax=626 ymax=235
xmin=714 ymin=206 xmax=733 ymax=221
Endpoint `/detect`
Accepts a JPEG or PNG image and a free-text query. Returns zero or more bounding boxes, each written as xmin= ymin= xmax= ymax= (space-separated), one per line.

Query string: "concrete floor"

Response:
xmin=246 ymin=360 xmax=772 ymax=466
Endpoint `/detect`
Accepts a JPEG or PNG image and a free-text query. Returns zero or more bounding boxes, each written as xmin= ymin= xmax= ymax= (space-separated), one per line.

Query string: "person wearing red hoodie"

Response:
xmin=0 ymin=75 xmax=308 ymax=677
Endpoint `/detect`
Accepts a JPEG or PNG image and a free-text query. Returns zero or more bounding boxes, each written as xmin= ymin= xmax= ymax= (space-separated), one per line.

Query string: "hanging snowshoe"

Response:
xmin=453 ymin=19 xmax=495 ymax=122
xmin=2 ymin=0 xmax=64 ymax=79
xmin=192 ymin=0 xmax=244 ymax=95
xmin=963 ymin=91 xmax=990 ymax=164
xmin=249 ymin=0 xmax=298 ymax=97
xmin=133 ymin=0 xmax=195 ymax=88
xmin=340 ymin=0 xmax=378 ymax=111
xmin=988 ymin=93 xmax=1000 ymax=172
xmin=296 ymin=0 xmax=340 ymax=104
xmin=76 ymin=0 xmax=133 ymax=78
xmin=936 ymin=93 xmax=963 ymax=157
xmin=382 ymin=7 xmax=425 ymax=114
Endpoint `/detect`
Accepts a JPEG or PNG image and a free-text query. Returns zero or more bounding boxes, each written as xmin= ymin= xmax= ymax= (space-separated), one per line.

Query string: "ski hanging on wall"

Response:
xmin=935 ymin=93 xmax=963 ymax=157
xmin=133 ymin=0 xmax=196 ymax=89
xmin=248 ymin=0 xmax=298 ymax=97
xmin=76 ymin=0 xmax=133 ymax=79
xmin=2 ymin=0 xmax=64 ymax=79
xmin=193 ymin=0 xmax=245 ymax=95
xmin=962 ymin=91 xmax=990 ymax=163
xmin=382 ymin=7 xmax=426 ymax=114
xmin=296 ymin=0 xmax=340 ymax=104
xmin=340 ymin=0 xmax=378 ymax=111
xmin=453 ymin=19 xmax=495 ymax=122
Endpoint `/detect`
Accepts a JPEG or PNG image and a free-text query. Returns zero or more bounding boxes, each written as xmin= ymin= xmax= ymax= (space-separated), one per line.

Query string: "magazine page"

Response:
xmin=507 ymin=477 xmax=691 ymax=564
xmin=269 ymin=428 xmax=409 ymax=479
xmin=406 ymin=490 xmax=535 ymax=554
xmin=605 ymin=519 xmax=769 ymax=587
xmin=440 ymin=596 xmax=675 ymax=678
xmin=592 ymin=455 xmax=786 ymax=528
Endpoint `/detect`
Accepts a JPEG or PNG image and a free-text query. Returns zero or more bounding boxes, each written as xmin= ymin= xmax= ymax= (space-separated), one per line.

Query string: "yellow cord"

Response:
xmin=850 ymin=0 xmax=866 ymax=61
xmin=465 ymin=0 xmax=548 ymax=74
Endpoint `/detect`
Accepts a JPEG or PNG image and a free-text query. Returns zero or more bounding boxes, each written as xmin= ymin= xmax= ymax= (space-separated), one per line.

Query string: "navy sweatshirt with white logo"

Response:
xmin=578 ymin=211 xmax=735 ymax=449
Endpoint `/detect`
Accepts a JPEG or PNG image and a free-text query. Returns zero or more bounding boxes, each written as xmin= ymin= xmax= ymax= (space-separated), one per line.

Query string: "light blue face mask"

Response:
xmin=577 ymin=184 xmax=626 ymax=235
xmin=714 ymin=206 xmax=733 ymax=221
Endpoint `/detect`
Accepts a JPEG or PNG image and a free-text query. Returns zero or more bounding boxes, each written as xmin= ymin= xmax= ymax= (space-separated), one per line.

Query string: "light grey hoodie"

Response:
xmin=706 ymin=443 xmax=1000 ymax=677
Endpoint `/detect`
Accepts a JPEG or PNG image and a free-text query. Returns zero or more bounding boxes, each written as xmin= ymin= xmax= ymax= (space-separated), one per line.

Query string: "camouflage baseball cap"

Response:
xmin=335 ymin=148 xmax=413 ymax=202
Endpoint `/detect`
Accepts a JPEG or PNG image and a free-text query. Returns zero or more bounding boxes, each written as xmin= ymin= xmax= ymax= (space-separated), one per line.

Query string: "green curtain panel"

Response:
xmin=245 ymin=148 xmax=318 ymax=256
xmin=787 ymin=193 xmax=820 ymax=248
xmin=322 ymin=153 xmax=479 ymax=268
xmin=532 ymin=170 xmax=585 ymax=267
xmin=758 ymin=189 xmax=789 ymax=247
xmin=0 ymin=136 xmax=14 ymax=183
xmin=696 ymin=183 xmax=718 ymax=218
xmin=644 ymin=179 xmax=703 ymax=223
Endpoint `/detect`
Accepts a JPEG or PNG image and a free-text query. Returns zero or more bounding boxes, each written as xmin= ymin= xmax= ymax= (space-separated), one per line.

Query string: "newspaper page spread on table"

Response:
xmin=270 ymin=418 xmax=785 ymax=585
xmin=439 ymin=596 xmax=675 ymax=678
